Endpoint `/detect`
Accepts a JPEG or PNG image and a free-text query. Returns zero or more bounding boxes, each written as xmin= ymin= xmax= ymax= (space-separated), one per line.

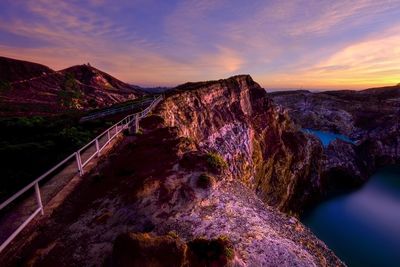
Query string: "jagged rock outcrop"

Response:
xmin=321 ymin=140 xmax=365 ymax=190
xmin=0 ymin=75 xmax=343 ymax=267
xmin=158 ymin=76 xmax=324 ymax=212
xmin=357 ymin=122 xmax=400 ymax=171
xmin=271 ymin=87 xmax=400 ymax=191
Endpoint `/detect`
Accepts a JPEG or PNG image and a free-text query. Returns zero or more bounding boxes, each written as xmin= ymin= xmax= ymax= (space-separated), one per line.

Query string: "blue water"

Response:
xmin=303 ymin=129 xmax=354 ymax=147
xmin=302 ymin=166 xmax=400 ymax=267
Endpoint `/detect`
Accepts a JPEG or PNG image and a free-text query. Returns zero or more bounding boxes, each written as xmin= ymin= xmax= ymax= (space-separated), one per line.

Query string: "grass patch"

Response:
xmin=206 ymin=152 xmax=227 ymax=170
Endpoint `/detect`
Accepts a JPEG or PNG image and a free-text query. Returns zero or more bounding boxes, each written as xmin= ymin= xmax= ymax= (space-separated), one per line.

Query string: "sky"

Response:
xmin=0 ymin=0 xmax=399 ymax=90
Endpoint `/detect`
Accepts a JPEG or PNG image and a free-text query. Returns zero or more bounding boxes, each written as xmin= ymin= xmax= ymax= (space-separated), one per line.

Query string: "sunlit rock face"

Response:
xmin=158 ymin=75 xmax=324 ymax=213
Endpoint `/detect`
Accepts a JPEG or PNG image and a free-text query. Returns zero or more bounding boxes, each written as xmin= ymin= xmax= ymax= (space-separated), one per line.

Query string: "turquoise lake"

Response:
xmin=303 ymin=129 xmax=354 ymax=147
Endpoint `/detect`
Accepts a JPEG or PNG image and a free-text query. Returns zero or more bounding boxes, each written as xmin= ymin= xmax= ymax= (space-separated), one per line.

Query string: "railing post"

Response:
xmin=135 ymin=114 xmax=139 ymax=133
xmin=34 ymin=182 xmax=44 ymax=215
xmin=75 ymin=152 xmax=84 ymax=176
xmin=107 ymin=129 xmax=111 ymax=140
xmin=95 ymin=138 xmax=100 ymax=157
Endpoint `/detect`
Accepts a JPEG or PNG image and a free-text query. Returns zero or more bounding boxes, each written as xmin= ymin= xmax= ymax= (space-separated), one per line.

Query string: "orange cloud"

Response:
xmin=258 ymin=25 xmax=400 ymax=90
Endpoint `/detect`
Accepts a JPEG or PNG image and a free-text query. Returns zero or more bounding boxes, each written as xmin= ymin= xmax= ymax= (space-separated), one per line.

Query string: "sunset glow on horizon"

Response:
xmin=1 ymin=0 xmax=399 ymax=90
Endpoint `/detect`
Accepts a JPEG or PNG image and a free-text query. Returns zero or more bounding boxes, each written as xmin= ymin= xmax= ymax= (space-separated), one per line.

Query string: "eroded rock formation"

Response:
xmin=158 ymin=76 xmax=324 ymax=212
xmin=271 ymin=88 xmax=400 ymax=190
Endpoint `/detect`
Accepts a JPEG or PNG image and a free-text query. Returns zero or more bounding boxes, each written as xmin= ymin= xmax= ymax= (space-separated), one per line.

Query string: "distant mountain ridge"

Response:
xmin=0 ymin=56 xmax=145 ymax=116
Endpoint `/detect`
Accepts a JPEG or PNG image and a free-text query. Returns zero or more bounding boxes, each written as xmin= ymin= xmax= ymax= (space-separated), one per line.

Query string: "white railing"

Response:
xmin=0 ymin=94 xmax=163 ymax=254
xmin=80 ymin=97 xmax=155 ymax=122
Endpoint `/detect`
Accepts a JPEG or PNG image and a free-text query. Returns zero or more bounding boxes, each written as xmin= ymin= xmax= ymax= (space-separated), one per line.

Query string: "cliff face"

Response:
xmin=270 ymin=88 xmax=400 ymax=189
xmin=1 ymin=75 xmax=343 ymax=267
xmin=158 ymin=75 xmax=323 ymax=212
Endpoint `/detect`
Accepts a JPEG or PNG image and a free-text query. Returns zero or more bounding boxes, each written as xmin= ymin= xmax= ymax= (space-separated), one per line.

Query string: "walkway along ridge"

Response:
xmin=0 ymin=94 xmax=164 ymax=254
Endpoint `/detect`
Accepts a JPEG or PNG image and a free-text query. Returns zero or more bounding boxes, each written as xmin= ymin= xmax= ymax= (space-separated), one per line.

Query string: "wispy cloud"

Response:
xmin=0 ymin=0 xmax=399 ymax=88
xmin=259 ymin=25 xmax=400 ymax=89
xmin=285 ymin=0 xmax=399 ymax=36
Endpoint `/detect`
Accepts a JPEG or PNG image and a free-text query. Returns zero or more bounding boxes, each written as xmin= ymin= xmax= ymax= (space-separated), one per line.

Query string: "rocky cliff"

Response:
xmin=158 ymin=76 xmax=324 ymax=213
xmin=270 ymin=87 xmax=400 ymax=191
xmin=0 ymin=75 xmax=343 ymax=266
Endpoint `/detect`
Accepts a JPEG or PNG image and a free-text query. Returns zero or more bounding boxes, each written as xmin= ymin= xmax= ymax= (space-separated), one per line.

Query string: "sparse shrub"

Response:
xmin=197 ymin=173 xmax=214 ymax=189
xmin=206 ymin=152 xmax=227 ymax=170
xmin=167 ymin=231 xmax=179 ymax=239
xmin=187 ymin=236 xmax=235 ymax=265
xmin=58 ymin=127 xmax=92 ymax=147
xmin=58 ymin=73 xmax=82 ymax=108
xmin=0 ymin=80 xmax=11 ymax=92
xmin=10 ymin=116 xmax=45 ymax=128
xmin=224 ymin=246 xmax=234 ymax=260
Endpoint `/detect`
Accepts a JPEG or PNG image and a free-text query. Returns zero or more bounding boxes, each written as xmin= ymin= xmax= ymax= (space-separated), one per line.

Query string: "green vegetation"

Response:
xmin=206 ymin=152 xmax=228 ymax=170
xmin=197 ymin=173 xmax=214 ymax=189
xmin=0 ymin=80 xmax=11 ymax=92
xmin=58 ymin=73 xmax=82 ymax=108
xmin=224 ymin=245 xmax=234 ymax=260
xmin=167 ymin=231 xmax=179 ymax=239
xmin=0 ymin=114 xmax=116 ymax=201
xmin=187 ymin=236 xmax=234 ymax=263
xmin=59 ymin=127 xmax=93 ymax=147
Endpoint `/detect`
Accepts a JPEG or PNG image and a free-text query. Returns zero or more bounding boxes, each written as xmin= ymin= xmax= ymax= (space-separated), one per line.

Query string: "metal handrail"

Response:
xmin=80 ymin=97 xmax=156 ymax=122
xmin=0 ymin=94 xmax=163 ymax=254
xmin=0 ymin=152 xmax=76 ymax=210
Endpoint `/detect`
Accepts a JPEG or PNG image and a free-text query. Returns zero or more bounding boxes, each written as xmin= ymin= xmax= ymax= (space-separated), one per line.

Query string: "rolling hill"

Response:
xmin=0 ymin=57 xmax=145 ymax=116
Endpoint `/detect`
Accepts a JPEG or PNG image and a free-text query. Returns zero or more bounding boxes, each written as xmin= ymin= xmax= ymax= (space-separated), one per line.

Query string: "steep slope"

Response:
xmin=0 ymin=57 xmax=144 ymax=116
xmin=0 ymin=56 xmax=54 ymax=82
xmin=0 ymin=75 xmax=342 ymax=267
xmin=159 ymin=76 xmax=324 ymax=212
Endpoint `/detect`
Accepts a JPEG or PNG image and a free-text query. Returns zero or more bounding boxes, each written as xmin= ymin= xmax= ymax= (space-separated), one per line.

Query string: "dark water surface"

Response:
xmin=302 ymin=165 xmax=400 ymax=267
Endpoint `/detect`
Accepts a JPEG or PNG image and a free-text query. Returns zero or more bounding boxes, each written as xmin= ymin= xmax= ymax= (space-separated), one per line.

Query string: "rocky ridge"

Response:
xmin=0 ymin=75 xmax=343 ymax=266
